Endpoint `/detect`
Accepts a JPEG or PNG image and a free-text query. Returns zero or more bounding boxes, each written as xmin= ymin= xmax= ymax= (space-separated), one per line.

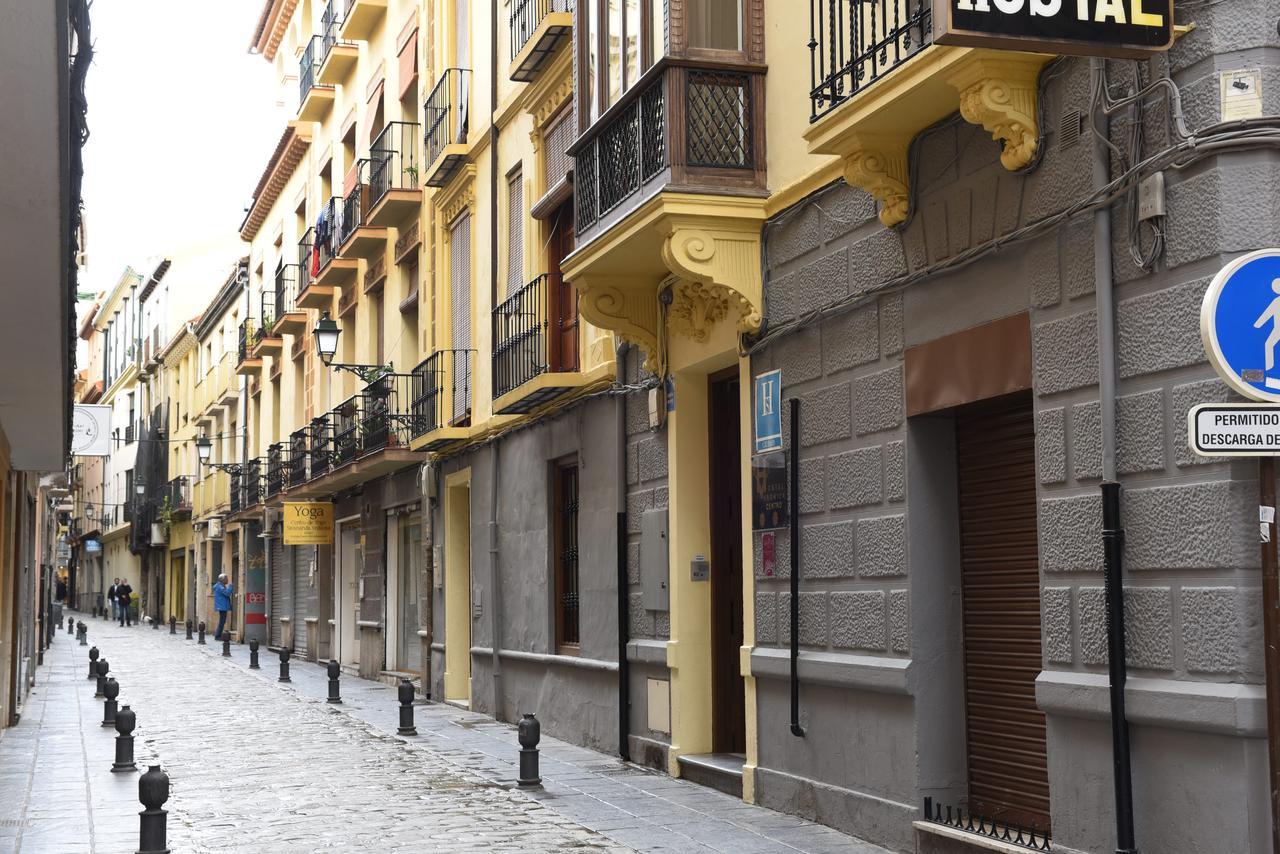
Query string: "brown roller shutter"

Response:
xmin=955 ymin=392 xmax=1050 ymax=832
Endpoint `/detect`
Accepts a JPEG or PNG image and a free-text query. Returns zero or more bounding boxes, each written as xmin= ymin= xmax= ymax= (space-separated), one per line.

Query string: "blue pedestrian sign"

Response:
xmin=1201 ymin=249 xmax=1280 ymax=403
xmin=753 ymin=370 xmax=782 ymax=453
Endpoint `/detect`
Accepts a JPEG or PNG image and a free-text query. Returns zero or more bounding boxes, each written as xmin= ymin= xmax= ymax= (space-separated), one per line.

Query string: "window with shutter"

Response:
xmin=544 ymin=106 xmax=574 ymax=189
xmin=507 ymin=169 xmax=523 ymax=297
xmin=449 ymin=212 xmax=471 ymax=422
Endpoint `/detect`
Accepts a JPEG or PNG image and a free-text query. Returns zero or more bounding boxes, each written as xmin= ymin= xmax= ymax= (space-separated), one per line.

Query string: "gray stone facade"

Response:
xmin=752 ymin=8 xmax=1278 ymax=851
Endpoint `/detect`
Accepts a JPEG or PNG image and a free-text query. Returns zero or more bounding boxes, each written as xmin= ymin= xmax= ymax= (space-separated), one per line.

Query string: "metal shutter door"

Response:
xmin=269 ymin=539 xmax=286 ymax=648
xmin=292 ymin=546 xmax=309 ymax=654
xmin=955 ymin=393 xmax=1050 ymax=831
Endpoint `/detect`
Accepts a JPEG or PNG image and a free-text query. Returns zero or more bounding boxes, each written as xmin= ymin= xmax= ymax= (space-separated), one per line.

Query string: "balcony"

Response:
xmin=236 ymin=319 xmax=264 ymax=376
xmin=336 ymin=161 xmax=387 ymax=259
xmin=367 ymin=121 xmax=422 ymax=226
xmin=423 ymin=68 xmax=471 ymax=188
xmin=241 ymin=458 xmax=263 ymax=511
xmin=229 ymin=471 xmax=242 ymax=515
xmin=265 ymin=443 xmax=285 ymax=500
xmin=493 ymin=274 xmax=586 ymax=414
xmin=297 ymin=228 xmax=336 ymax=309
xmin=509 ymin=0 xmax=572 ymax=82
xmin=314 ymin=196 xmax=360 ymax=287
xmin=308 ymin=416 xmax=331 ymax=482
xmin=339 ymin=0 xmax=386 ymax=41
xmin=272 ymin=264 xmax=307 ymax=336
xmin=298 ymin=36 xmax=336 ymax=122
xmin=254 ymin=290 xmax=284 ymax=357
xmin=288 ymin=429 xmax=309 ymax=488
xmin=408 ymin=349 xmax=473 ymax=452
xmin=317 ymin=0 xmax=358 ymax=85
xmin=161 ymin=477 xmax=192 ymax=520
xmin=804 ymin=0 xmax=1051 ymax=227
xmin=574 ymin=62 xmax=765 ymax=244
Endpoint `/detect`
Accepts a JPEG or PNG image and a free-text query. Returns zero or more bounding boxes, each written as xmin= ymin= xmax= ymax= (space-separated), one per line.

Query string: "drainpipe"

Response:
xmin=615 ymin=342 xmax=631 ymax=761
xmin=419 ymin=461 xmax=435 ymax=698
xmin=490 ymin=443 xmax=504 ymax=721
xmin=1091 ymin=57 xmax=1136 ymax=854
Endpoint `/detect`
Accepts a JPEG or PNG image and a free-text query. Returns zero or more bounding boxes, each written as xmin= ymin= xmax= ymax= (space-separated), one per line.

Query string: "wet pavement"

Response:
xmin=0 ymin=614 xmax=889 ymax=853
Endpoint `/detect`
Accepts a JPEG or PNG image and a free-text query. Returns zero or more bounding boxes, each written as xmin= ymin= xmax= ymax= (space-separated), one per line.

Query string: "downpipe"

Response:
xmin=1092 ymin=57 xmax=1136 ymax=854
xmin=490 ymin=443 xmax=503 ymax=722
xmin=615 ymin=342 xmax=631 ymax=761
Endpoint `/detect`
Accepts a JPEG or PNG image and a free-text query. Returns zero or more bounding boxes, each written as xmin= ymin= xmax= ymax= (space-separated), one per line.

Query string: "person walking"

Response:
xmin=116 ymin=579 xmax=133 ymax=627
xmin=107 ymin=577 xmax=120 ymax=621
xmin=213 ymin=574 xmax=234 ymax=641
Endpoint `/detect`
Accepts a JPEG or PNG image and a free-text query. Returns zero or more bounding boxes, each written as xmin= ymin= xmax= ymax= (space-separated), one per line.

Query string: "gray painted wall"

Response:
xmin=754 ymin=6 xmax=1279 ymax=850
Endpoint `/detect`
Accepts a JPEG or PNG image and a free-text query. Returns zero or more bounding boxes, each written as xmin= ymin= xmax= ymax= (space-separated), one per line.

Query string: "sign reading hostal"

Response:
xmin=283 ymin=502 xmax=334 ymax=545
xmin=933 ymin=0 xmax=1174 ymax=58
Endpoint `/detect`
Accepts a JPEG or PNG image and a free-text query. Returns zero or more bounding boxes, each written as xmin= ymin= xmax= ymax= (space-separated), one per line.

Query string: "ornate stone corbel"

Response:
xmin=573 ymin=275 xmax=662 ymax=371
xmin=659 ymin=223 xmax=763 ymax=337
xmin=948 ymin=55 xmax=1049 ymax=172
xmin=841 ymin=133 xmax=911 ymax=228
xmin=668 ymin=281 xmax=731 ymax=343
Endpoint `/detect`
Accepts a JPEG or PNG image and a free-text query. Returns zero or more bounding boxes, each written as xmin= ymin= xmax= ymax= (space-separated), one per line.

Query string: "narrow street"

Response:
xmin=0 ymin=618 xmax=885 ymax=854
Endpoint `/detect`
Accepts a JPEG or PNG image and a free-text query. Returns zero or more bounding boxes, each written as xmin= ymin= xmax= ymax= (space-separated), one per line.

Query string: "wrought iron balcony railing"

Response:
xmin=320 ymin=0 xmax=346 ymax=61
xmin=260 ymin=290 xmax=277 ymax=335
xmin=309 ymin=416 xmax=331 ymax=480
xmin=274 ymin=263 xmax=300 ymax=318
xmin=317 ymin=197 xmax=341 ymax=271
xmin=162 ymin=477 xmax=192 ymax=515
xmin=288 ymin=429 xmax=308 ymax=487
xmin=237 ymin=318 xmax=260 ymax=364
xmin=369 ymin=121 xmax=422 ymax=205
xmin=299 ymin=228 xmax=315 ymax=280
xmin=242 ymin=458 xmax=263 ymax=507
xmin=230 ymin=471 xmax=242 ymax=515
xmin=510 ymin=0 xmax=574 ymax=62
xmin=493 ymin=274 xmax=549 ymax=399
xmin=299 ymin=35 xmax=325 ymax=106
xmin=574 ymin=63 xmax=763 ymax=236
xmin=265 ymin=443 xmax=284 ymax=499
xmin=809 ymin=0 xmax=932 ymax=122
xmin=332 ymin=397 xmax=360 ymax=468
xmin=338 ymin=164 xmax=369 ymax=248
xmin=423 ymin=68 xmax=471 ymax=186
xmin=411 ymin=349 xmax=474 ymax=436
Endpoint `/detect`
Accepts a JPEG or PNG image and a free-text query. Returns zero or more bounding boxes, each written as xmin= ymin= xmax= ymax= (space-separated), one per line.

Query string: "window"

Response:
xmin=449 ymin=212 xmax=472 ymax=422
xmin=688 ymin=0 xmax=741 ymax=50
xmin=553 ymin=460 xmax=580 ymax=649
xmin=543 ymin=106 xmax=575 ymax=189
xmin=507 ymin=169 xmax=524 ymax=297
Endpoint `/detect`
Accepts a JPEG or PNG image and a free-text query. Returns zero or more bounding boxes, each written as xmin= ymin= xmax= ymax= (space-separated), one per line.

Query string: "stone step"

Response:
xmin=676 ymin=752 xmax=745 ymax=798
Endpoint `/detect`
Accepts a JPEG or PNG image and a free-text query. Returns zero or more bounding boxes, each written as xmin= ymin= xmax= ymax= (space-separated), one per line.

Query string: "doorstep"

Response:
xmin=676 ymin=752 xmax=744 ymax=798
xmin=914 ymin=820 xmax=1050 ymax=854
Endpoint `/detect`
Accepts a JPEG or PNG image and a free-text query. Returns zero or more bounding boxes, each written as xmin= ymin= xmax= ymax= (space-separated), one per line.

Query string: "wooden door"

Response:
xmin=955 ymin=392 xmax=1050 ymax=831
xmin=709 ymin=373 xmax=745 ymax=754
xmin=549 ymin=202 xmax=578 ymax=372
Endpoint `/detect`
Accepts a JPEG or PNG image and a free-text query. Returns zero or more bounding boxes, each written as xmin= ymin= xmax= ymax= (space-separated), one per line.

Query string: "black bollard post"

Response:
xmin=249 ymin=639 xmax=260 ymax=669
xmin=197 ymin=621 xmax=206 ymax=645
xmin=78 ymin=622 xmax=87 ymax=646
xmin=221 ymin=633 xmax=231 ymax=657
xmin=67 ymin=616 xmax=74 ymax=634
xmin=169 ymin=616 xmax=176 ymax=635
xmin=326 ymin=660 xmax=342 ymax=704
xmin=278 ymin=647 xmax=291 ymax=683
xmin=397 ymin=678 xmax=417 ymax=736
xmin=185 ymin=619 xmax=192 ymax=640
xmin=517 ymin=713 xmax=541 ymax=786
xmin=137 ymin=765 xmax=170 ymax=854
xmin=95 ymin=658 xmax=109 ymax=698
xmin=111 ymin=705 xmax=137 ymax=773
xmin=87 ymin=645 xmax=99 ymax=680
xmin=101 ymin=678 xmax=119 ymax=728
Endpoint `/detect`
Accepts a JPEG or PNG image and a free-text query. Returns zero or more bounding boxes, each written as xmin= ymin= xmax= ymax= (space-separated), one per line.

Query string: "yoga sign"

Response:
xmin=1202 ymin=250 xmax=1280 ymax=405
xmin=933 ymin=0 xmax=1174 ymax=57
xmin=283 ymin=502 xmax=334 ymax=545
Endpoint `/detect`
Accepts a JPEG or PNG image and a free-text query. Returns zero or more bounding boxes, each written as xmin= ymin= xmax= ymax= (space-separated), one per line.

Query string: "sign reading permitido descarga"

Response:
xmin=933 ymin=0 xmax=1174 ymax=58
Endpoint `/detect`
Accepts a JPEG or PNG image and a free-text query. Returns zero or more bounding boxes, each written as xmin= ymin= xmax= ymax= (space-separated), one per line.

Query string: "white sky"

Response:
xmin=80 ymin=0 xmax=282 ymax=298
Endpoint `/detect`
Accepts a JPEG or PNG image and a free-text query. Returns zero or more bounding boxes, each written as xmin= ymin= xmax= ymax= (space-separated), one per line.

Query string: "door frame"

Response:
xmin=443 ymin=468 xmax=472 ymax=705
xmin=335 ymin=515 xmax=360 ymax=667
xmin=708 ymin=367 xmax=745 ymax=754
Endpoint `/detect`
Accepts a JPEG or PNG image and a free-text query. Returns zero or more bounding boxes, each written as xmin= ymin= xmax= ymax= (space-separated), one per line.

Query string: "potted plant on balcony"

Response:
xmin=151 ymin=496 xmax=174 ymax=546
xmin=404 ymin=164 xmax=420 ymax=187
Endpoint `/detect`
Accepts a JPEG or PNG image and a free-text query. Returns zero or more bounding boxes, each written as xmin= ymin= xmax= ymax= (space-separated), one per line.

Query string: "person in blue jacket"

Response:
xmin=213 ymin=574 xmax=234 ymax=641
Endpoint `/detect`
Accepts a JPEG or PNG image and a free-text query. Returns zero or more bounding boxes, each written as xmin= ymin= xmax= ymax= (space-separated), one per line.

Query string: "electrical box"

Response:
xmin=1138 ymin=172 xmax=1165 ymax=222
xmin=640 ymin=508 xmax=669 ymax=611
xmin=690 ymin=554 xmax=709 ymax=582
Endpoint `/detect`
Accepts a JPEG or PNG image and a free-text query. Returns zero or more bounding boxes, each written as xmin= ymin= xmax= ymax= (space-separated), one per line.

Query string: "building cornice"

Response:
xmin=250 ymin=0 xmax=299 ymax=61
xmin=194 ymin=260 xmax=248 ymax=341
xmin=240 ymin=123 xmax=312 ymax=241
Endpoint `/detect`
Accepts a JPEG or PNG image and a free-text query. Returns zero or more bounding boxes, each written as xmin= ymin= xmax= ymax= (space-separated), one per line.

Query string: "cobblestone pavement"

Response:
xmin=0 ymin=614 xmax=890 ymax=854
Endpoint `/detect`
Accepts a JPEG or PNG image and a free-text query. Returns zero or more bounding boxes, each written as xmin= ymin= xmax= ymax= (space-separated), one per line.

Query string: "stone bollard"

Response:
xmin=517 ymin=713 xmax=541 ymax=786
xmin=101 ymin=677 xmax=119 ymax=728
xmin=278 ymin=647 xmax=292 ymax=683
xmin=185 ymin=619 xmax=192 ymax=640
xmin=111 ymin=705 xmax=137 ymax=773
xmin=222 ymin=633 xmax=231 ymax=657
xmin=397 ymin=678 xmax=417 ymax=736
xmin=95 ymin=658 xmax=109 ymax=698
xmin=197 ymin=622 xmax=206 ymax=645
xmin=326 ymin=660 xmax=342 ymax=704
xmin=137 ymin=764 xmax=170 ymax=854
xmin=249 ymin=639 xmax=260 ymax=669
xmin=88 ymin=645 xmax=99 ymax=680
xmin=67 ymin=616 xmax=74 ymax=634
xmin=78 ymin=622 xmax=87 ymax=646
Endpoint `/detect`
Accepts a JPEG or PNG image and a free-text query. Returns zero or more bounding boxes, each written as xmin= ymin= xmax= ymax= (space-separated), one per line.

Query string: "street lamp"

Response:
xmin=85 ymin=503 xmax=95 ymax=522
xmin=311 ymin=312 xmax=392 ymax=382
xmin=135 ymin=477 xmax=146 ymax=497
xmin=196 ymin=433 xmax=212 ymax=464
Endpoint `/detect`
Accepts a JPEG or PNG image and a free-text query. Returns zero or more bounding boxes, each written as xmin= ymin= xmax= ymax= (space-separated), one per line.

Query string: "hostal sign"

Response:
xmin=934 ymin=0 xmax=1174 ymax=58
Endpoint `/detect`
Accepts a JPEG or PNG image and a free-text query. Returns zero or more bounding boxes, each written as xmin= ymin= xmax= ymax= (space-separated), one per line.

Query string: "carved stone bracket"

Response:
xmin=840 ymin=133 xmax=911 ymax=228
xmin=659 ymin=223 xmax=764 ymax=337
xmin=668 ymin=281 xmax=731 ymax=343
xmin=948 ymin=55 xmax=1048 ymax=172
xmin=574 ymin=275 xmax=662 ymax=371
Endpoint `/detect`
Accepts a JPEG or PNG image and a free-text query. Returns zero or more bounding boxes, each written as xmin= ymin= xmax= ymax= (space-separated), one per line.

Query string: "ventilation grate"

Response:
xmin=1058 ymin=109 xmax=1084 ymax=150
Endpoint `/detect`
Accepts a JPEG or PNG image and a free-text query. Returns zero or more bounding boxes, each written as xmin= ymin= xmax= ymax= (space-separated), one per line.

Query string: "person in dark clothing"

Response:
xmin=108 ymin=578 xmax=120 ymax=621
xmin=55 ymin=577 xmax=67 ymax=602
xmin=116 ymin=580 xmax=133 ymax=626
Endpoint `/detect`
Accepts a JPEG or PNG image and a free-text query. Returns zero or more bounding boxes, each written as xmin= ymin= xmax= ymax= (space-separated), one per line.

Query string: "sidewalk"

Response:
xmin=0 ymin=614 xmax=890 ymax=853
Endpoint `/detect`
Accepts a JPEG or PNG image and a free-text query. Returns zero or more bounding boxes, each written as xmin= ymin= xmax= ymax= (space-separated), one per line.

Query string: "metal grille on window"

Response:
xmin=639 ymin=78 xmax=666 ymax=180
xmin=544 ymin=106 xmax=575 ymax=188
xmin=450 ymin=212 xmax=472 ymax=422
xmin=598 ymin=105 xmax=640 ymax=215
xmin=575 ymin=142 xmax=598 ymax=231
xmin=507 ymin=170 xmax=523 ymax=298
xmin=558 ymin=464 xmax=579 ymax=646
xmin=687 ymin=71 xmax=751 ymax=168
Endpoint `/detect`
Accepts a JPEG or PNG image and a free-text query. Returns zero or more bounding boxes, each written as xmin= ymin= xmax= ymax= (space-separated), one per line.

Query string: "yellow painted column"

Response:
xmin=738 ymin=355 xmax=759 ymax=803
xmin=443 ymin=468 xmax=472 ymax=704
xmin=665 ymin=370 xmax=713 ymax=776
